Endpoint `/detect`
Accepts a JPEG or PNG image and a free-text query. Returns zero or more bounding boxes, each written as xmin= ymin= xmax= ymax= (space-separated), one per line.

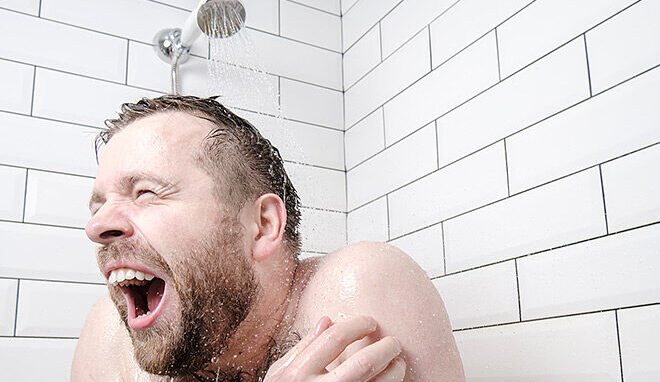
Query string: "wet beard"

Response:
xmin=102 ymin=216 xmax=261 ymax=379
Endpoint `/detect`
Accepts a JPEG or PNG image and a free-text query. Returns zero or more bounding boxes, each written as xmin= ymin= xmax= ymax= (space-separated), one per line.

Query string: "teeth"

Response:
xmin=107 ymin=268 xmax=156 ymax=286
xmin=136 ymin=311 xmax=152 ymax=319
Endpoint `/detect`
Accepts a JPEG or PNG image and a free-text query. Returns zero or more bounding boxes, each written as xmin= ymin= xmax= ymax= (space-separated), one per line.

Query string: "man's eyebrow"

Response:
xmin=88 ymin=172 xmax=176 ymax=212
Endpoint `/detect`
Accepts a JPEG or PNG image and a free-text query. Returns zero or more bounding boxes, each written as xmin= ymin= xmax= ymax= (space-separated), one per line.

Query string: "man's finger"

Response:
xmin=368 ymin=356 xmax=407 ymax=382
xmin=322 ymin=336 xmax=402 ymax=382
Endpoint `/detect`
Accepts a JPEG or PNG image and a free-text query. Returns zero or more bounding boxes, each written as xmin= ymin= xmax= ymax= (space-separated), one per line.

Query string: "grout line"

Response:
xmin=278 ymin=76 xmax=282 ymax=107
xmin=434 ymin=120 xmax=440 ymax=170
xmin=514 ymin=259 xmax=522 ymax=321
xmin=0 ymin=276 xmax=105 ymax=286
xmin=0 ymin=218 xmax=86 ymax=231
xmin=451 ymin=301 xmax=660 ymax=333
xmin=29 ymin=66 xmax=36 ymax=116
xmin=441 ymin=221 xmax=447 ymax=275
xmin=37 ymin=0 xmax=42 ymax=17
xmin=503 ymin=138 xmax=511 ymax=196
xmin=21 ymin=169 xmax=29 ymax=223
xmin=124 ymin=39 xmax=130 ymax=85
xmin=378 ymin=21 xmax=384 ymax=62
xmin=385 ymin=195 xmax=391 ymax=241
xmin=615 ymin=310 xmax=625 ymax=382
xmin=381 ymin=107 xmax=387 ymax=147
xmin=494 ymin=27 xmax=502 ymax=82
xmin=599 ymin=165 xmax=610 ymax=234
xmin=342 ymin=0 xmax=360 ymax=17
xmin=340 ymin=7 xmax=349 ymax=245
xmin=427 ymin=25 xmax=433 ymax=70
xmin=298 ymin=205 xmax=346 ymax=214
xmin=286 ymin=0 xmax=341 ymax=16
xmin=583 ymin=33 xmax=593 ymax=97
xmin=0 ymin=162 xmax=95 ymax=179
xmin=13 ymin=279 xmax=20 ymax=336
xmin=278 ymin=0 xmax=281 ymax=36
xmin=342 ymin=0 xmax=404 ymax=54
xmin=0 ymin=335 xmax=80 ymax=340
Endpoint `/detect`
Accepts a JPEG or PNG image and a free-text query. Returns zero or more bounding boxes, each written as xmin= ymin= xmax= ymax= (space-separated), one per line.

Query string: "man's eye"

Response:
xmin=136 ymin=189 xmax=154 ymax=198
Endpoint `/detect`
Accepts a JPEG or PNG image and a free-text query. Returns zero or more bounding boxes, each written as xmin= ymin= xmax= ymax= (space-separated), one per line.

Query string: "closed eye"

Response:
xmin=136 ymin=189 xmax=155 ymax=198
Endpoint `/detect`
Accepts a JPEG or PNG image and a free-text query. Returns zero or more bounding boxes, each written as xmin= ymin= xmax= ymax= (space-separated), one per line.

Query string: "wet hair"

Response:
xmin=95 ymin=94 xmax=301 ymax=253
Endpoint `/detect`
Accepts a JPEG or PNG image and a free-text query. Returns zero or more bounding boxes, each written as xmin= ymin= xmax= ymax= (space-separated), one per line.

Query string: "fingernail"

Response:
xmin=314 ymin=316 xmax=330 ymax=336
xmin=392 ymin=337 xmax=402 ymax=352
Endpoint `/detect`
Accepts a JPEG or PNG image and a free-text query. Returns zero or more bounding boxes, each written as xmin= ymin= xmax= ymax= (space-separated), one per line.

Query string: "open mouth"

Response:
xmin=108 ymin=268 xmax=167 ymax=330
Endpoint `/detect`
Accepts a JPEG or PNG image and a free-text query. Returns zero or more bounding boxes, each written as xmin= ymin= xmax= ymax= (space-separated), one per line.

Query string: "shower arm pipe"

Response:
xmin=170 ymin=49 xmax=182 ymax=95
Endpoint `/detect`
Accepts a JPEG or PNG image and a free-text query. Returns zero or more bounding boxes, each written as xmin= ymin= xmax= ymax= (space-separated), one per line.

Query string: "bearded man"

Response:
xmin=71 ymin=95 xmax=465 ymax=381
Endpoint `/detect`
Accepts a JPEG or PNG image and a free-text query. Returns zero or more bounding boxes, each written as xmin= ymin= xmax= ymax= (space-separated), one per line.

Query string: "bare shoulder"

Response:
xmin=297 ymin=242 xmax=465 ymax=381
xmin=71 ymin=295 xmax=154 ymax=381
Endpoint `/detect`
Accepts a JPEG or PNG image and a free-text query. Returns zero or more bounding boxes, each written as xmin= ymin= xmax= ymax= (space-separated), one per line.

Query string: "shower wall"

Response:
xmin=342 ymin=0 xmax=659 ymax=381
xmin=0 ymin=0 xmax=344 ymax=379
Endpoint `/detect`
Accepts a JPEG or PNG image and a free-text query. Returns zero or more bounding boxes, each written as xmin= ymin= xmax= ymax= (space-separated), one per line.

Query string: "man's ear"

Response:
xmin=250 ymin=193 xmax=287 ymax=262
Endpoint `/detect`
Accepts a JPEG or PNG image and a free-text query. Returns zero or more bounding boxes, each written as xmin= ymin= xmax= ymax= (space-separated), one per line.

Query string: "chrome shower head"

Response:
xmin=197 ymin=0 xmax=246 ymax=38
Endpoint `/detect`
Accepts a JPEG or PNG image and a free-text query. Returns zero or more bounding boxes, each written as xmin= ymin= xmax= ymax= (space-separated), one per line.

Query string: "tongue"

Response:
xmin=147 ymin=278 xmax=165 ymax=312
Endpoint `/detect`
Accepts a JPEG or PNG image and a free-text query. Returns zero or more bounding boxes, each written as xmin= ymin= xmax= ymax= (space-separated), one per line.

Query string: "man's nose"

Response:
xmin=85 ymin=203 xmax=134 ymax=245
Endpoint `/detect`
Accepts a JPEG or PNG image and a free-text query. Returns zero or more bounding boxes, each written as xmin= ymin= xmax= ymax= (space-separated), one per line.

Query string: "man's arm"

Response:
xmin=299 ymin=242 xmax=465 ymax=382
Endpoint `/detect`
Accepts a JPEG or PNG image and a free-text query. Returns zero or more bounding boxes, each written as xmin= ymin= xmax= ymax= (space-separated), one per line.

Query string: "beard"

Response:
xmin=97 ymin=214 xmax=261 ymax=379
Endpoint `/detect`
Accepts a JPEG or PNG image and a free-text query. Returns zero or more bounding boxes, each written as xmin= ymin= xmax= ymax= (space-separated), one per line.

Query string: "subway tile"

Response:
xmin=618 ymin=304 xmax=660 ymax=382
xmin=0 ymin=112 xmax=98 ymax=177
xmin=444 ymin=168 xmax=606 ymax=273
xmin=280 ymin=78 xmax=343 ymax=129
xmin=32 ymin=68 xmax=161 ymax=128
xmin=241 ymin=0 xmax=279 ymax=34
xmin=343 ymin=25 xmax=381 ymax=90
xmin=280 ymin=1 xmax=341 ymax=51
xmin=342 ymin=0 xmax=400 ymax=51
xmin=433 ymin=261 xmax=519 ymax=330
xmin=436 ymin=37 xmax=589 ymax=168
xmin=0 ymin=59 xmax=33 ymax=115
xmin=518 ymin=224 xmax=660 ymax=320
xmin=345 ymin=29 xmax=430 ymax=128
xmin=150 ymin=0 xmax=198 ymax=10
xmin=0 ymin=279 xmax=18 ymax=336
xmin=40 ymin=0 xmax=207 ymax=57
xmin=347 ymin=122 xmax=436 ymax=210
xmin=345 ymin=109 xmax=384 ymax=169
xmin=0 ymin=166 xmax=26 ymax=222
xmin=16 ymin=280 xmax=106 ymax=337
xmin=341 ymin=0 xmax=359 ymax=16
xmin=299 ymin=207 xmax=346 ymax=253
xmin=0 ymin=9 xmax=127 ymax=83
xmin=284 ymin=162 xmax=345 ymax=212
xmin=497 ymin=0 xmax=636 ymax=78
xmin=389 ymin=223 xmax=444 ymax=278
xmin=23 ymin=170 xmax=94 ymax=229
xmin=379 ymin=0 xmax=455 ymax=58
xmin=384 ymin=30 xmax=499 ymax=146
xmin=229 ymin=29 xmax=342 ymax=90
xmin=429 ymin=0 xmax=532 ymax=67
xmin=506 ymin=66 xmax=660 ymax=194
xmin=347 ymin=197 xmax=388 ymax=244
xmin=293 ymin=0 xmax=340 ymax=15
xmin=0 ymin=221 xmax=100 ymax=283
xmin=236 ymin=110 xmax=344 ymax=170
xmin=455 ymin=312 xmax=621 ymax=381
xmin=602 ymin=144 xmax=660 ymax=233
xmin=389 ymin=142 xmax=508 ymax=238
xmin=0 ymin=338 xmax=77 ymax=380
xmin=2 ymin=0 xmax=40 ymax=15
xmin=586 ymin=0 xmax=660 ymax=95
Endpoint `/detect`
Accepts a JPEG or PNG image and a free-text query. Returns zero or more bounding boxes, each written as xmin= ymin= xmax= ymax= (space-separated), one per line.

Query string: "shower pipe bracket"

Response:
xmin=154 ymin=28 xmax=191 ymax=94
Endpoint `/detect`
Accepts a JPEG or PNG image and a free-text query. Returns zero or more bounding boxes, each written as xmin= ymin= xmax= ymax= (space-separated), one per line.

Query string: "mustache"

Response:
xmin=96 ymin=237 xmax=173 ymax=279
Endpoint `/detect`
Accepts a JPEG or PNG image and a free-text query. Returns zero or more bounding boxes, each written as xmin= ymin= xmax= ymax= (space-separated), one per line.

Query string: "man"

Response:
xmin=71 ymin=95 xmax=465 ymax=381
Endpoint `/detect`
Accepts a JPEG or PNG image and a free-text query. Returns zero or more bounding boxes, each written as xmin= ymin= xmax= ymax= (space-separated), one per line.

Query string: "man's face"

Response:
xmin=85 ymin=112 xmax=260 ymax=375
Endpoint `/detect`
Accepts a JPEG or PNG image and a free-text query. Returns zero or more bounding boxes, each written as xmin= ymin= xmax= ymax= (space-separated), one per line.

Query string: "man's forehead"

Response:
xmin=113 ymin=111 xmax=212 ymax=151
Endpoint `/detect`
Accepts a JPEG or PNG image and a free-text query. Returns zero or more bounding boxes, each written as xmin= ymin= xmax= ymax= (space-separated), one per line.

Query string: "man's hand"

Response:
xmin=265 ymin=316 xmax=406 ymax=381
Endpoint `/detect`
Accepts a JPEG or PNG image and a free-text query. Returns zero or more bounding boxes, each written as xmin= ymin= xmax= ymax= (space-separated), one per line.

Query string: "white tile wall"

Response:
xmin=433 ymin=261 xmax=519 ymax=330
xmin=341 ymin=0 xmax=359 ymax=16
xmin=0 ymin=166 xmax=26 ymax=222
xmin=299 ymin=207 xmax=346 ymax=253
xmin=1 ymin=0 xmax=40 ymax=15
xmin=0 ymin=9 xmax=127 ymax=83
xmin=586 ymin=0 xmax=660 ymax=95
xmin=16 ymin=280 xmax=106 ymax=337
xmin=280 ymin=78 xmax=344 ymax=129
xmin=280 ymin=1 xmax=341 ymax=51
xmin=342 ymin=25 xmax=381 ymax=90
xmin=347 ymin=122 xmax=436 ymax=210
xmin=0 ymin=338 xmax=77 ymax=380
xmin=23 ymin=170 xmax=94 ymax=228
xmin=346 ymin=196 xmax=388 ymax=244
xmin=379 ymin=0 xmax=455 ymax=59
xmin=618 ymin=304 xmax=660 ymax=382
xmin=345 ymin=28 xmax=430 ymax=127
xmin=429 ymin=0 xmax=532 ymax=67
xmin=344 ymin=108 xmax=384 ymax=170
xmin=242 ymin=0 xmax=280 ymax=34
xmin=602 ymin=144 xmax=660 ymax=233
xmin=443 ymin=168 xmax=606 ymax=273
xmin=518 ymin=224 xmax=660 ymax=320
xmin=384 ymin=30 xmax=499 ymax=147
xmin=284 ymin=162 xmax=345 ymax=211
xmin=389 ymin=223 xmax=444 ymax=278
xmin=455 ymin=312 xmax=621 ymax=381
xmin=342 ymin=0 xmax=400 ymax=51
xmin=0 ymin=279 xmax=18 ymax=336
xmin=0 ymin=221 xmax=100 ymax=283
xmin=0 ymin=112 xmax=98 ymax=177
xmin=388 ymin=142 xmax=508 ymax=239
xmin=436 ymin=37 xmax=590 ymax=167
xmin=295 ymin=0 xmax=340 ymax=15
xmin=497 ymin=0 xmax=636 ymax=78
xmin=506 ymin=66 xmax=660 ymax=194
xmin=0 ymin=59 xmax=33 ymax=115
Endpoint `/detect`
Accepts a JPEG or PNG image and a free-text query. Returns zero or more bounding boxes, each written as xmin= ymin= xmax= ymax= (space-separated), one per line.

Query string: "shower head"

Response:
xmin=197 ymin=0 xmax=246 ymax=38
